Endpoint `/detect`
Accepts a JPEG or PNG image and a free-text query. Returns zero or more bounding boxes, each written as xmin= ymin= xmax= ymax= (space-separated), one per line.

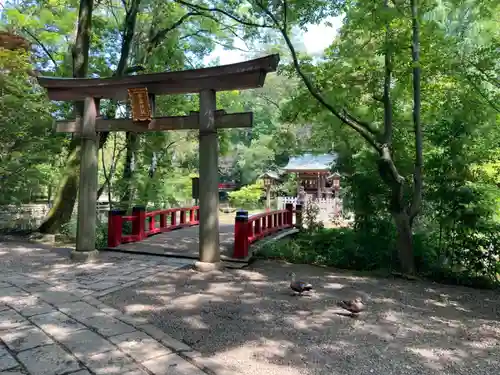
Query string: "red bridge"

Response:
xmin=106 ymin=204 xmax=300 ymax=263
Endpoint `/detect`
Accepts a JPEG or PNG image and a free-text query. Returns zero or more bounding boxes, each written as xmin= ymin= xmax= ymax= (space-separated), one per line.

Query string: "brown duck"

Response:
xmin=289 ymin=272 xmax=313 ymax=296
xmin=337 ymin=298 xmax=365 ymax=314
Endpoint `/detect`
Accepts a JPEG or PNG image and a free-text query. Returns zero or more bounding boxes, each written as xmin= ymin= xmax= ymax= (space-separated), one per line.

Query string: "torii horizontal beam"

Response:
xmin=37 ymin=54 xmax=280 ymax=101
xmin=55 ymin=110 xmax=252 ymax=133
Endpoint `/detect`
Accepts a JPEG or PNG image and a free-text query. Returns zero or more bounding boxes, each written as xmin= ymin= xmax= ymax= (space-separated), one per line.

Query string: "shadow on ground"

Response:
xmin=100 ymin=260 xmax=500 ymax=375
xmin=1 ymin=239 xmax=499 ymax=375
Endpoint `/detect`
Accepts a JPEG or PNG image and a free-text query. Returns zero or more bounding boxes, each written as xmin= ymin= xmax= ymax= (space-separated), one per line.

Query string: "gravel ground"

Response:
xmin=100 ymin=259 xmax=500 ymax=375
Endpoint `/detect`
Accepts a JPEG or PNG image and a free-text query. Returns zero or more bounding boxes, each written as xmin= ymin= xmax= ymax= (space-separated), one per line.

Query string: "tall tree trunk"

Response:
xmin=381 ymin=0 xmax=414 ymax=274
xmin=409 ymin=0 xmax=423 ymax=225
xmin=38 ymin=0 xmax=94 ymax=233
xmin=120 ymin=132 xmax=138 ymax=209
xmin=38 ymin=0 xmax=142 ymax=233
xmin=393 ymin=210 xmax=414 ymax=274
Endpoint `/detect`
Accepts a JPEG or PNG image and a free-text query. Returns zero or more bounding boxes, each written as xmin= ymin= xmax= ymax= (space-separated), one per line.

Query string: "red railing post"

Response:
xmin=148 ymin=214 xmax=155 ymax=233
xmin=189 ymin=208 xmax=195 ymax=223
xmin=233 ymin=210 xmax=249 ymax=258
xmin=295 ymin=204 xmax=303 ymax=229
xmin=255 ymin=217 xmax=262 ymax=238
xmin=107 ymin=209 xmax=125 ymax=247
xmin=160 ymin=213 xmax=166 ymax=229
xmin=196 ymin=207 xmax=200 ymax=222
xmin=180 ymin=209 xmax=186 ymax=225
xmin=132 ymin=206 xmax=146 ymax=240
xmin=171 ymin=211 xmax=177 ymax=227
xmin=285 ymin=203 xmax=294 ymax=226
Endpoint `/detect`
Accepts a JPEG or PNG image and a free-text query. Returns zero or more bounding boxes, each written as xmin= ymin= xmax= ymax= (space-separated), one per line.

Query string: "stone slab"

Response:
xmin=7 ymin=296 xmax=54 ymax=318
xmin=17 ymin=281 xmax=52 ymax=293
xmin=142 ymin=353 xmax=206 ymax=375
xmin=109 ymin=331 xmax=172 ymax=362
xmin=0 ymin=310 xmax=29 ymax=332
xmin=33 ymin=291 xmax=81 ymax=305
xmin=82 ymin=349 xmax=139 ymax=375
xmin=0 ymin=325 xmax=53 ymax=352
xmin=0 ymin=347 xmax=19 ymax=371
xmin=16 ymin=344 xmax=81 ymax=375
xmin=121 ymin=369 xmax=150 ymax=375
xmin=137 ymin=324 xmax=191 ymax=352
xmin=57 ymin=301 xmax=105 ymax=320
xmin=79 ymin=315 xmax=136 ymax=337
xmin=29 ymin=311 xmax=86 ymax=340
xmin=85 ymin=281 xmax=121 ymax=291
xmin=68 ymin=370 xmax=92 ymax=375
xmin=70 ymin=249 xmax=99 ymax=261
xmin=0 ymin=288 xmax=29 ymax=306
xmin=57 ymin=329 xmax=114 ymax=360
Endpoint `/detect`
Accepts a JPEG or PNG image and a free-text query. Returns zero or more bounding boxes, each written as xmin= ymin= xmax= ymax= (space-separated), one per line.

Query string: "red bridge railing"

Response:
xmin=233 ymin=203 xmax=302 ymax=258
xmin=107 ymin=205 xmax=199 ymax=247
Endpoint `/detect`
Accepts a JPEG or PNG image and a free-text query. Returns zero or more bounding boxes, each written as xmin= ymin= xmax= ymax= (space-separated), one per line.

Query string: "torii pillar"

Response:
xmin=198 ymin=89 xmax=219 ymax=263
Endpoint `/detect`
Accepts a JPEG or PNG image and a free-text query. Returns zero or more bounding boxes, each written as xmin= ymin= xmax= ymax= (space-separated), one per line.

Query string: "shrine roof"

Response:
xmin=282 ymin=153 xmax=336 ymax=172
xmin=37 ymin=54 xmax=280 ymax=101
xmin=260 ymin=171 xmax=280 ymax=180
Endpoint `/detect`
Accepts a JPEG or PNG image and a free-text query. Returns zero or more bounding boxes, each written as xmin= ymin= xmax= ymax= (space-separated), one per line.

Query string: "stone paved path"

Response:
xmin=0 ymin=240 xmax=231 ymax=375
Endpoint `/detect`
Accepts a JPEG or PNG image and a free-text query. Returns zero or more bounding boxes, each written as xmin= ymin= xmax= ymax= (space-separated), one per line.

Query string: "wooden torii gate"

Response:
xmin=37 ymin=54 xmax=280 ymax=264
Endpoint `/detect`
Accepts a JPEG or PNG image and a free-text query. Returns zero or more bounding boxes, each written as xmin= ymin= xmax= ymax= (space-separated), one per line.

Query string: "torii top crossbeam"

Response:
xmin=37 ymin=54 xmax=280 ymax=101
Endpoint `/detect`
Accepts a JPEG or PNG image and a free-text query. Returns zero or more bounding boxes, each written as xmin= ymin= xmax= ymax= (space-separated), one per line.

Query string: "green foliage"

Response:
xmin=302 ymin=200 xmax=324 ymax=233
xmin=259 ymin=226 xmax=394 ymax=271
xmin=0 ymin=48 xmax=58 ymax=204
xmin=228 ymin=181 xmax=264 ymax=209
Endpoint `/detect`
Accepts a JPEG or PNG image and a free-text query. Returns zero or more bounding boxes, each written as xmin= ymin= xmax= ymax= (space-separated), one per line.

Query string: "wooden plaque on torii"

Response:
xmin=127 ymin=87 xmax=152 ymax=123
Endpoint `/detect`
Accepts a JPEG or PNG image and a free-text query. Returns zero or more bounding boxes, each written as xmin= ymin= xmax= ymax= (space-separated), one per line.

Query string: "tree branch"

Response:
xmin=256 ymin=93 xmax=281 ymax=110
xmin=5 ymin=3 xmax=60 ymax=71
xmin=462 ymin=72 xmax=500 ymax=113
xmin=148 ymin=141 xmax=176 ymax=179
xmin=150 ymin=11 xmax=200 ymax=47
xmin=382 ymin=0 xmax=393 ymax=144
xmin=283 ymin=0 xmax=288 ymax=29
xmin=22 ymin=27 xmax=59 ymax=71
xmin=409 ymin=0 xmax=423 ymax=221
xmin=255 ymin=1 xmax=381 ymax=152
xmin=115 ymin=0 xmax=141 ymax=76
xmin=174 ymin=0 xmax=274 ymax=28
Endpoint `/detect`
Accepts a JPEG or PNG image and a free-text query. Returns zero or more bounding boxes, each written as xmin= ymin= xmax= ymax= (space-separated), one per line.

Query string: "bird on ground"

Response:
xmin=337 ymin=297 xmax=365 ymax=315
xmin=289 ymin=272 xmax=313 ymax=296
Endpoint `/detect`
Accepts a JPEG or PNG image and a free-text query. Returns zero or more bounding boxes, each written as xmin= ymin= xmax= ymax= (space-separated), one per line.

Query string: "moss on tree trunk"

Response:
xmin=38 ymin=143 xmax=80 ymax=233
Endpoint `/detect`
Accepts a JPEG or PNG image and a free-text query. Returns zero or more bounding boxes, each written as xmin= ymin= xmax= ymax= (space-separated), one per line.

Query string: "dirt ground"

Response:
xmin=101 ymin=260 xmax=500 ymax=375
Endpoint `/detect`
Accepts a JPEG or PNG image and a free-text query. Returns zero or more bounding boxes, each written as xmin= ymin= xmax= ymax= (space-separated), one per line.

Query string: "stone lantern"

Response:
xmin=260 ymin=171 xmax=279 ymax=210
xmin=330 ymin=172 xmax=341 ymax=197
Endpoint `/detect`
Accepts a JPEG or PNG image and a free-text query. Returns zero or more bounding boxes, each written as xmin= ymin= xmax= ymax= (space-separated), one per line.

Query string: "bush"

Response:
xmin=258 ymin=222 xmax=499 ymax=289
xmin=95 ymin=220 xmax=108 ymax=249
xmin=57 ymin=215 xmax=134 ymax=250
xmin=228 ymin=182 xmax=264 ymax=210
xmin=259 ymin=225 xmax=394 ymax=271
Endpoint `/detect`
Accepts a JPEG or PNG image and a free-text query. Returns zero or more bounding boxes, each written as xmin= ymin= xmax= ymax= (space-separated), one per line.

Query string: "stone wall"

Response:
xmin=0 ymin=203 xmax=111 ymax=232
xmin=0 ymin=204 xmax=50 ymax=231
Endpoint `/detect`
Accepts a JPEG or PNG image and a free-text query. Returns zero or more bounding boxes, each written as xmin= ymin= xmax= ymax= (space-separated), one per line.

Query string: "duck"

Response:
xmin=289 ymin=272 xmax=313 ymax=296
xmin=337 ymin=297 xmax=365 ymax=314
